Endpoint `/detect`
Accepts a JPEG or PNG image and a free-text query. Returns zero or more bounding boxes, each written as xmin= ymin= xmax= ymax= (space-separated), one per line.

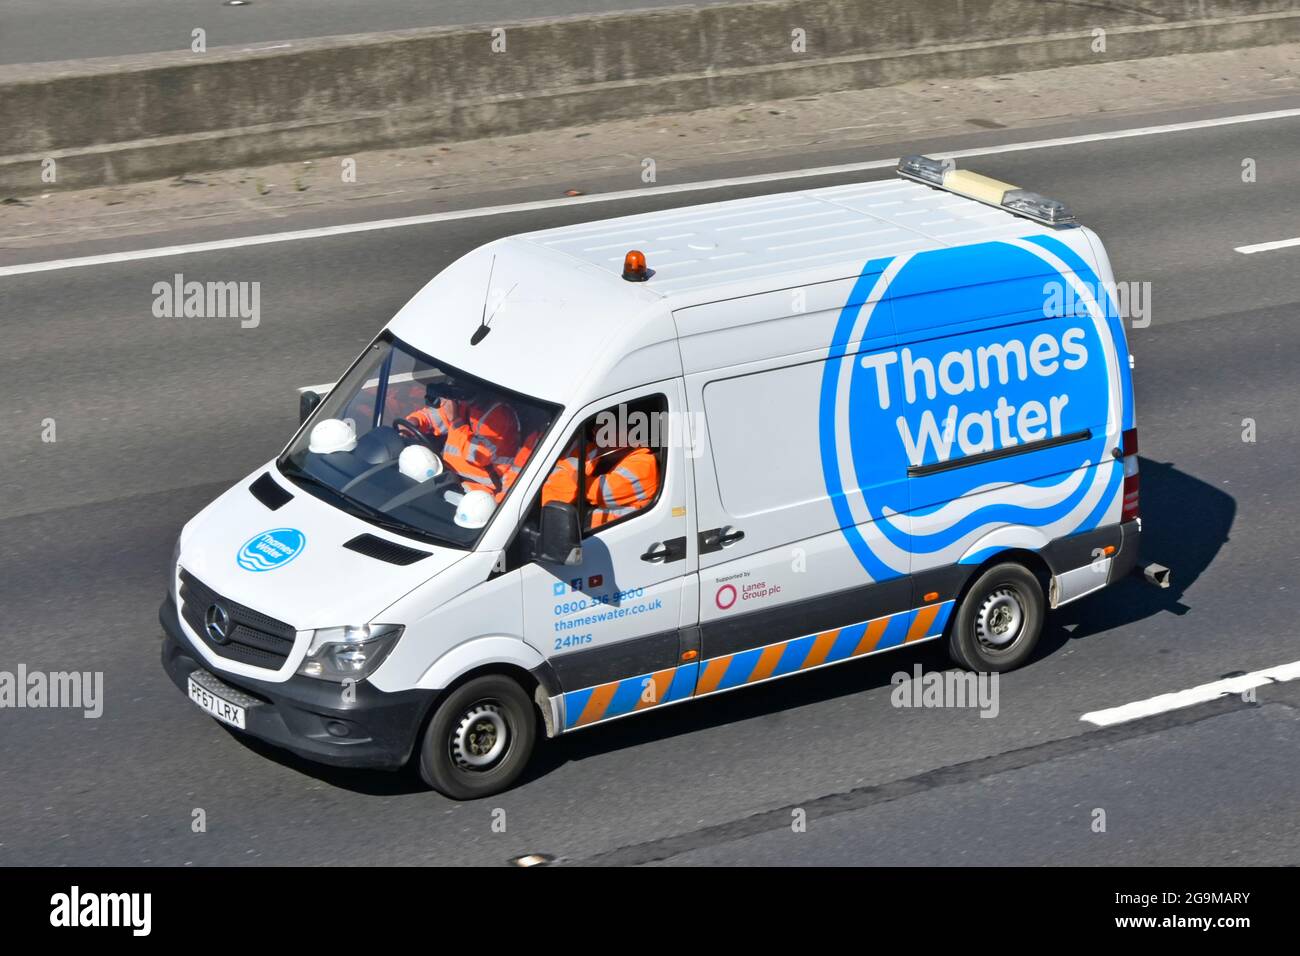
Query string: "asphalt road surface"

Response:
xmin=0 ymin=0 xmax=743 ymax=65
xmin=1 ymin=100 xmax=1299 ymax=865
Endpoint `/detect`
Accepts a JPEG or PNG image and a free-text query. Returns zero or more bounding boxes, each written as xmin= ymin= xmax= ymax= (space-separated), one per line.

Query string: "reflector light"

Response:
xmin=1121 ymin=427 xmax=1140 ymax=523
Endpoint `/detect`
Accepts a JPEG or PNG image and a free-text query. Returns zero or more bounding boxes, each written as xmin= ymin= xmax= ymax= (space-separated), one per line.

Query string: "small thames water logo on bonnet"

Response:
xmin=237 ymin=528 xmax=306 ymax=572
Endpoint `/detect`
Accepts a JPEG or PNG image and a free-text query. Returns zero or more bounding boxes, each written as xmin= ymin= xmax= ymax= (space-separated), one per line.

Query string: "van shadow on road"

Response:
xmin=1037 ymin=457 xmax=1233 ymax=656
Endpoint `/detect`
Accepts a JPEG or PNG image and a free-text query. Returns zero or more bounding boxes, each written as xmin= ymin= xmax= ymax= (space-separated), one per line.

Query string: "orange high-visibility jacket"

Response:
xmin=413 ymin=400 xmax=521 ymax=494
xmin=496 ymin=430 xmax=542 ymax=503
xmin=541 ymin=444 xmax=601 ymax=508
xmin=588 ymin=446 xmax=659 ymax=527
xmin=407 ymin=398 xmax=465 ymax=438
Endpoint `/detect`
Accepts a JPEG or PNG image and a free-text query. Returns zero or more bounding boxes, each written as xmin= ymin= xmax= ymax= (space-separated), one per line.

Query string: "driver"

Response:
xmin=408 ymin=393 xmax=521 ymax=496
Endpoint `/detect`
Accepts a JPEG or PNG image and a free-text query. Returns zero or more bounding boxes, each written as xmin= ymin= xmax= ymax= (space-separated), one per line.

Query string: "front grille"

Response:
xmin=179 ymin=569 xmax=296 ymax=669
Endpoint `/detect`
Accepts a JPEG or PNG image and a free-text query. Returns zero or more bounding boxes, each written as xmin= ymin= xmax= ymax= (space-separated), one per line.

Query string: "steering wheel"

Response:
xmin=393 ymin=417 xmax=438 ymax=451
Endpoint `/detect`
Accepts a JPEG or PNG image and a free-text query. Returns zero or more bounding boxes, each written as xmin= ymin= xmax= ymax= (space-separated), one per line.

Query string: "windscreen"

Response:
xmin=279 ymin=333 xmax=560 ymax=548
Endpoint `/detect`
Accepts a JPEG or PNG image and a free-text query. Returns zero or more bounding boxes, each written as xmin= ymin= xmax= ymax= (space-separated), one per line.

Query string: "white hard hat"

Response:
xmin=308 ymin=418 xmax=357 ymax=454
xmin=453 ymin=489 xmax=495 ymax=529
xmin=398 ymin=444 xmax=443 ymax=482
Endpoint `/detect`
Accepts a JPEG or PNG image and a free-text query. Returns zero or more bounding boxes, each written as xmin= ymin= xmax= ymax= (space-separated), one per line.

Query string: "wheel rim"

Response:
xmin=450 ymin=700 xmax=510 ymax=771
xmin=975 ymin=586 xmax=1025 ymax=649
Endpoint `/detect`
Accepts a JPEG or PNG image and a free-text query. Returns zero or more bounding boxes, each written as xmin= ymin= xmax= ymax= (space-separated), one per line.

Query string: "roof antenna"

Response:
xmin=471 ymin=259 xmax=518 ymax=346
xmin=470 ymin=255 xmax=497 ymax=346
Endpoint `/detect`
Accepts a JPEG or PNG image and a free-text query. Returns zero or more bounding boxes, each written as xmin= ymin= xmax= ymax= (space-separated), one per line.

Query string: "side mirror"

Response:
xmin=537 ymin=502 xmax=582 ymax=566
xmin=299 ymin=390 xmax=323 ymax=425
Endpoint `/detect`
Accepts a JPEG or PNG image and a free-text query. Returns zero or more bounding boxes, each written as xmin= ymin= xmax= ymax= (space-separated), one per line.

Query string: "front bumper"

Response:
xmin=160 ymin=596 xmax=431 ymax=770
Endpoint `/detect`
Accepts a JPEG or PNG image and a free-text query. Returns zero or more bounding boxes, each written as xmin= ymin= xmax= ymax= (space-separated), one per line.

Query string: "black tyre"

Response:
xmin=418 ymin=674 xmax=537 ymax=800
xmin=948 ymin=562 xmax=1045 ymax=672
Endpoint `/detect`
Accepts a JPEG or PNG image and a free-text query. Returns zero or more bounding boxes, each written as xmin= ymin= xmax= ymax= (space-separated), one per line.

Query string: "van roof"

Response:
xmin=388 ymin=176 xmax=1094 ymax=408
xmin=518 ymin=177 xmax=1068 ymax=309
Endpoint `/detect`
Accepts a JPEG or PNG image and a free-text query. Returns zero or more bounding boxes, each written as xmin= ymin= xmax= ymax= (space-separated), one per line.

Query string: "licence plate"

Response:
xmin=188 ymin=675 xmax=247 ymax=729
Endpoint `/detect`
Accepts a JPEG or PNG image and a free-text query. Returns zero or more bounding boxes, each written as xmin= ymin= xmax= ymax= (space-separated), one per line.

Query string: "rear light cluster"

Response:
xmin=1121 ymin=427 xmax=1140 ymax=523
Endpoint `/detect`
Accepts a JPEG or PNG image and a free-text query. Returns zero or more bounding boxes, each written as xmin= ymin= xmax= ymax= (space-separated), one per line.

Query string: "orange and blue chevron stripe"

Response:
xmin=562 ymin=600 xmax=954 ymax=730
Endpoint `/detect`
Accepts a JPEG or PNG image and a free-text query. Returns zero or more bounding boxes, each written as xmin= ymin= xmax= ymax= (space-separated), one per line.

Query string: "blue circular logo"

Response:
xmin=820 ymin=239 xmax=1126 ymax=580
xmin=237 ymin=528 xmax=306 ymax=572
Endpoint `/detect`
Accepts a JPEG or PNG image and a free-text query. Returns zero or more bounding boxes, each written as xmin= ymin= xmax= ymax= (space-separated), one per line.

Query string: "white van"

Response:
xmin=162 ymin=157 xmax=1142 ymax=798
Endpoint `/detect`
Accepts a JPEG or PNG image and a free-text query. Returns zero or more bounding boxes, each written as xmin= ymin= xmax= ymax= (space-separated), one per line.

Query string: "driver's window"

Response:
xmin=532 ymin=394 xmax=668 ymax=537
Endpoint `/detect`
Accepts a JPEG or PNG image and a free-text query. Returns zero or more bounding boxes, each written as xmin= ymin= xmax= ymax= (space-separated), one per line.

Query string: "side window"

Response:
xmin=532 ymin=394 xmax=669 ymax=537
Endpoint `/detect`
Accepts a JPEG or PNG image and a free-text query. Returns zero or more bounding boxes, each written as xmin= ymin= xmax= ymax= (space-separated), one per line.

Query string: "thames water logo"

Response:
xmin=237 ymin=528 xmax=306 ymax=572
xmin=819 ymin=239 xmax=1127 ymax=581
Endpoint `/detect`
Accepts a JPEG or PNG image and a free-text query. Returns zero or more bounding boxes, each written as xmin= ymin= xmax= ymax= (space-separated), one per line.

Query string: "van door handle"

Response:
xmin=641 ymin=536 xmax=687 ymax=563
xmin=698 ymin=526 xmax=744 ymax=554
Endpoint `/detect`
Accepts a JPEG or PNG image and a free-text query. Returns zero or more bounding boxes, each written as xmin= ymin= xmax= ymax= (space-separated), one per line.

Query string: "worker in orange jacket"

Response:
xmin=541 ymin=440 xmax=601 ymax=509
xmin=408 ymin=396 xmax=521 ymax=496
xmin=540 ymin=431 xmax=659 ymax=528
xmin=494 ymin=430 xmax=544 ymax=503
xmin=587 ymin=443 xmax=659 ymax=527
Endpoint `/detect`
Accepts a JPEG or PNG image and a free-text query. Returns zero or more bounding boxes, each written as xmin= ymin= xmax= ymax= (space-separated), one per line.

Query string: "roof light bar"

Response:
xmin=895 ymin=154 xmax=1077 ymax=227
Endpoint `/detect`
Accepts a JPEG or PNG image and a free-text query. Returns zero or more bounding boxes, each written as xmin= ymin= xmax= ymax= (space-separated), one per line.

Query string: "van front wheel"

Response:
xmin=418 ymin=674 xmax=537 ymax=799
xmin=949 ymin=562 xmax=1044 ymax=672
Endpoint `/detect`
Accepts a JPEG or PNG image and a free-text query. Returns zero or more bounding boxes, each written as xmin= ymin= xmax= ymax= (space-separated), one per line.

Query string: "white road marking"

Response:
xmin=1080 ymin=659 xmax=1300 ymax=727
xmin=1234 ymin=236 xmax=1300 ymax=254
xmin=5 ymin=106 xmax=1300 ymax=278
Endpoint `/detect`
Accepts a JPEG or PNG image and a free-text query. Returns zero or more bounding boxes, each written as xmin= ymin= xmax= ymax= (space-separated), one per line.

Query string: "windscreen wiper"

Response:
xmin=278 ymin=463 xmax=338 ymax=496
xmin=281 ymin=462 xmax=455 ymax=546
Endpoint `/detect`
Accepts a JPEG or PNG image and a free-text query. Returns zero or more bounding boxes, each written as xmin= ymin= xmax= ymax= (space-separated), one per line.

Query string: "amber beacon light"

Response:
xmin=622 ymin=249 xmax=651 ymax=281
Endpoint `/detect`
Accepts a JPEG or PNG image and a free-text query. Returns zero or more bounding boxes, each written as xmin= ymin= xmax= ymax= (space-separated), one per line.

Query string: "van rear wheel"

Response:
xmin=949 ymin=562 xmax=1044 ymax=672
xmin=418 ymin=674 xmax=537 ymax=800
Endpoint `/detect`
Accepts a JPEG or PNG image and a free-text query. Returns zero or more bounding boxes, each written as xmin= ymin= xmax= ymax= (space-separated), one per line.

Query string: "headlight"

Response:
xmin=170 ymin=535 xmax=182 ymax=602
xmin=296 ymin=624 xmax=403 ymax=682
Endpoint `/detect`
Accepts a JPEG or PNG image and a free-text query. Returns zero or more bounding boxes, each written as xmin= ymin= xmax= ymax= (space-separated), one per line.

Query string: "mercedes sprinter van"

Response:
xmin=161 ymin=156 xmax=1141 ymax=798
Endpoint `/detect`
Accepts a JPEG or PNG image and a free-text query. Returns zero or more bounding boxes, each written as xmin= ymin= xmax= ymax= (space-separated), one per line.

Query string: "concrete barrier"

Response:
xmin=2 ymin=0 xmax=1298 ymax=192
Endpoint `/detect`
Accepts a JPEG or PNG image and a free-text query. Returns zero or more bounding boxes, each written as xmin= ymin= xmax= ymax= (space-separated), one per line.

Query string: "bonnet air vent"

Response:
xmin=343 ymin=534 xmax=431 ymax=566
xmin=249 ymin=472 xmax=293 ymax=511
